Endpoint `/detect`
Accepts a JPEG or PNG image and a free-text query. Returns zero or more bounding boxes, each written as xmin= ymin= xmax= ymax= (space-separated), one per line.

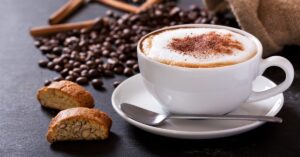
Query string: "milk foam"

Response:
xmin=141 ymin=28 xmax=256 ymax=67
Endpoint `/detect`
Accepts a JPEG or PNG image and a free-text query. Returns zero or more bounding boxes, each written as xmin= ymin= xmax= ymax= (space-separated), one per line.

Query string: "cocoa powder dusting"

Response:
xmin=168 ymin=32 xmax=244 ymax=57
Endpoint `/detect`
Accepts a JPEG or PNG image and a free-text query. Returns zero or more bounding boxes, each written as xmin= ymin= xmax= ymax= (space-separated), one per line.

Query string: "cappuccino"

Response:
xmin=140 ymin=27 xmax=256 ymax=68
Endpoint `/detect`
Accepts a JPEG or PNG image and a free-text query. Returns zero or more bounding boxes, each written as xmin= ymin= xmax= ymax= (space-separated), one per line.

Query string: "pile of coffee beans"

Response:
xmin=34 ymin=1 xmax=239 ymax=90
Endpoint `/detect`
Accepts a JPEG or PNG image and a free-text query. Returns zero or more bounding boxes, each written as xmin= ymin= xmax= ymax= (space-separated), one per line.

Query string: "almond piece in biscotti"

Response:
xmin=37 ymin=80 xmax=94 ymax=110
xmin=46 ymin=107 xmax=112 ymax=143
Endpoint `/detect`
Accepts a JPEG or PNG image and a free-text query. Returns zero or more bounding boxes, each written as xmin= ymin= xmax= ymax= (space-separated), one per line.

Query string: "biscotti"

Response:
xmin=37 ymin=80 xmax=94 ymax=110
xmin=46 ymin=107 xmax=112 ymax=143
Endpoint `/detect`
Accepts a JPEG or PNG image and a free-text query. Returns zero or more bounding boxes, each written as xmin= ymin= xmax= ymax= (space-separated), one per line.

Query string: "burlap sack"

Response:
xmin=204 ymin=0 xmax=300 ymax=56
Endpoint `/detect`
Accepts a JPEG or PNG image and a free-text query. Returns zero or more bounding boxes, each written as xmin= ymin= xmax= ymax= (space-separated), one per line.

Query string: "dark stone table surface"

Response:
xmin=0 ymin=0 xmax=299 ymax=156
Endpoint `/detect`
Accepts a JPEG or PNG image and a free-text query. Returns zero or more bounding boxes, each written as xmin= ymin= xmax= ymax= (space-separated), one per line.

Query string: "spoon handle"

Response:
xmin=169 ymin=114 xmax=282 ymax=123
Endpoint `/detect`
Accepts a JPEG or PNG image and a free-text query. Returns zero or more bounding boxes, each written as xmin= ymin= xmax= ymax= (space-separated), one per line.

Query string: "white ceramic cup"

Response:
xmin=137 ymin=24 xmax=294 ymax=115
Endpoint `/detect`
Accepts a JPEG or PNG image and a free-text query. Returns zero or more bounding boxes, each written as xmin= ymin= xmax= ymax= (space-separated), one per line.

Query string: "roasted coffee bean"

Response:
xmin=126 ymin=59 xmax=136 ymax=67
xmin=69 ymin=71 xmax=80 ymax=78
xmin=102 ymin=63 xmax=113 ymax=70
xmin=73 ymin=61 xmax=81 ymax=68
xmin=81 ymin=70 xmax=89 ymax=78
xmin=94 ymin=58 xmax=103 ymax=64
xmin=44 ymin=80 xmax=52 ymax=86
xmin=54 ymin=65 xmax=63 ymax=72
xmin=52 ymin=58 xmax=62 ymax=65
xmin=34 ymin=40 xmax=41 ymax=47
xmin=47 ymin=62 xmax=55 ymax=70
xmin=80 ymin=64 xmax=89 ymax=70
xmin=102 ymin=50 xmax=110 ymax=57
xmin=170 ymin=7 xmax=180 ymax=16
xmin=187 ymin=11 xmax=198 ymax=20
xmin=118 ymin=54 xmax=127 ymax=61
xmin=60 ymin=68 xmax=69 ymax=77
xmin=65 ymin=75 xmax=75 ymax=82
xmin=52 ymin=47 xmax=62 ymax=55
xmin=106 ymin=10 xmax=114 ymax=17
xmin=109 ymin=52 xmax=118 ymax=58
xmin=76 ymin=77 xmax=88 ymax=85
xmin=113 ymin=66 xmax=124 ymax=74
xmin=88 ymin=69 xmax=100 ymax=77
xmin=124 ymin=67 xmax=134 ymax=76
xmin=64 ymin=63 xmax=73 ymax=70
xmin=53 ymin=76 xmax=63 ymax=81
xmin=38 ymin=60 xmax=48 ymax=68
xmin=133 ymin=64 xmax=139 ymax=72
xmin=46 ymin=54 xmax=57 ymax=61
xmin=72 ymin=68 xmax=81 ymax=74
xmin=107 ymin=58 xmax=118 ymax=65
xmin=103 ymin=70 xmax=114 ymax=77
xmin=91 ymin=79 xmax=103 ymax=89
xmin=113 ymin=81 xmax=121 ymax=88
xmin=39 ymin=45 xmax=51 ymax=53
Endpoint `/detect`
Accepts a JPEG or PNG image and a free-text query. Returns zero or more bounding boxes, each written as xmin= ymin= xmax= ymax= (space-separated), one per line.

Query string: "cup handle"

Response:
xmin=247 ymin=56 xmax=294 ymax=103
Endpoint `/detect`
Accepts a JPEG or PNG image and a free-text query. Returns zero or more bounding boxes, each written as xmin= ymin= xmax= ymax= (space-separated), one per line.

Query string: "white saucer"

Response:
xmin=111 ymin=74 xmax=284 ymax=139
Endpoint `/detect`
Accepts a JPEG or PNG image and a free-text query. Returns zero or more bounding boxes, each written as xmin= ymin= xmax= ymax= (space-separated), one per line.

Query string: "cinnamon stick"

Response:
xmin=97 ymin=0 xmax=140 ymax=14
xmin=139 ymin=0 xmax=161 ymax=11
xmin=30 ymin=18 xmax=99 ymax=37
xmin=49 ymin=0 xmax=85 ymax=25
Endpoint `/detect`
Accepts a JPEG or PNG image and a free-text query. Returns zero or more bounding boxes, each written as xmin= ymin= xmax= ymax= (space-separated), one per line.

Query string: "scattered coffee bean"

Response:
xmin=88 ymin=69 xmax=100 ymax=78
xmin=113 ymin=81 xmax=121 ymax=88
xmin=76 ymin=77 xmax=88 ymax=85
xmin=53 ymin=76 xmax=63 ymax=82
xmin=33 ymin=1 xmax=238 ymax=90
xmin=47 ymin=62 xmax=55 ymax=70
xmin=38 ymin=59 xmax=48 ymax=68
xmin=103 ymin=70 xmax=114 ymax=77
xmin=54 ymin=65 xmax=63 ymax=72
xmin=124 ymin=67 xmax=134 ymax=76
xmin=91 ymin=79 xmax=103 ymax=89
xmin=113 ymin=66 xmax=124 ymax=74
xmin=133 ymin=64 xmax=139 ymax=72
xmin=65 ymin=75 xmax=75 ymax=82
xmin=125 ymin=59 xmax=136 ymax=67
xmin=44 ymin=80 xmax=52 ymax=86
xmin=60 ymin=68 xmax=69 ymax=77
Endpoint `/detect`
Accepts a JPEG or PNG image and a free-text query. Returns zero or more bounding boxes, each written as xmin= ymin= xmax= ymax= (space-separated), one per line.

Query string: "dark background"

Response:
xmin=0 ymin=0 xmax=300 ymax=156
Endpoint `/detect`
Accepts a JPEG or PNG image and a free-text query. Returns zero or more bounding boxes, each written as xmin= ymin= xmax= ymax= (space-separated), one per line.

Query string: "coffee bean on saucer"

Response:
xmin=91 ymin=79 xmax=103 ymax=89
xmin=44 ymin=80 xmax=52 ymax=86
xmin=113 ymin=81 xmax=121 ymax=88
xmin=38 ymin=59 xmax=48 ymax=68
xmin=76 ymin=77 xmax=88 ymax=85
